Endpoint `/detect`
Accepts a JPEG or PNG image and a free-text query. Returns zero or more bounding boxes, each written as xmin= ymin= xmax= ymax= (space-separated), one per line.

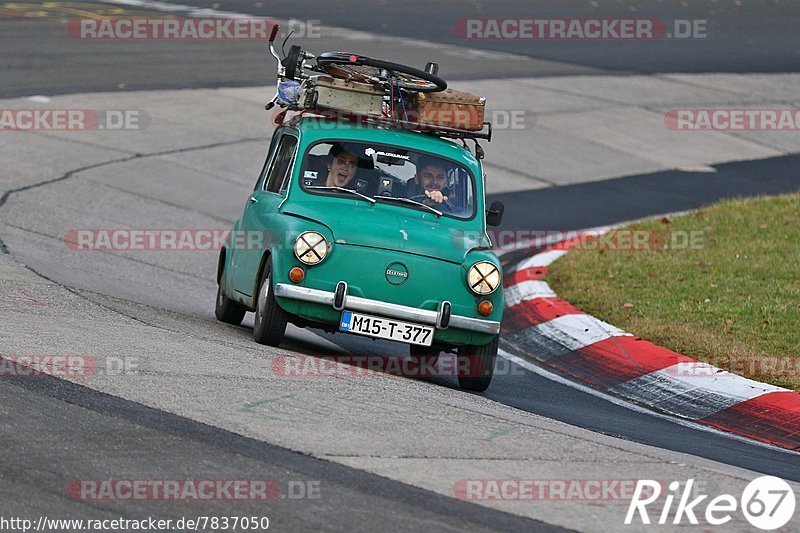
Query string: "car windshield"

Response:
xmin=299 ymin=141 xmax=475 ymax=219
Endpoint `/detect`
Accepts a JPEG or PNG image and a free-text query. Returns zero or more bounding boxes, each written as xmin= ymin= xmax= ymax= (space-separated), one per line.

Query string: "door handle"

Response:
xmin=249 ymin=196 xmax=258 ymax=203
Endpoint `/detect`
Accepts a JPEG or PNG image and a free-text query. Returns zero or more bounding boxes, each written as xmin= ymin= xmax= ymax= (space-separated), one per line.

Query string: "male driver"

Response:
xmin=413 ymin=158 xmax=454 ymax=211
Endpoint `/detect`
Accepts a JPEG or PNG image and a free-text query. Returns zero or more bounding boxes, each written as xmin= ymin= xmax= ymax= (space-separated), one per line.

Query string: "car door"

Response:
xmin=232 ymin=130 xmax=298 ymax=297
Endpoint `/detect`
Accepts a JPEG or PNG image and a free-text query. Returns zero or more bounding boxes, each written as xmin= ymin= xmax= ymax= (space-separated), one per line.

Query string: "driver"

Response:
xmin=413 ymin=158 xmax=453 ymax=211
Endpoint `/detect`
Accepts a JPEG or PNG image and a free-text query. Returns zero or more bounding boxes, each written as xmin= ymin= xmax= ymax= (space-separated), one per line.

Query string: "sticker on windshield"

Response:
xmin=364 ymin=147 xmax=409 ymax=160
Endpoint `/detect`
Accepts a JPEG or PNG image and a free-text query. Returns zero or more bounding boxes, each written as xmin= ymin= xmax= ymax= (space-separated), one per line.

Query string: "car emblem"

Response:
xmin=385 ymin=262 xmax=408 ymax=285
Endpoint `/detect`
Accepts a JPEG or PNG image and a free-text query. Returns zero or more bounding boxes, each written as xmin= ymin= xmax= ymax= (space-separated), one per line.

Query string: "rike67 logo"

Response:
xmin=626 ymin=476 xmax=796 ymax=530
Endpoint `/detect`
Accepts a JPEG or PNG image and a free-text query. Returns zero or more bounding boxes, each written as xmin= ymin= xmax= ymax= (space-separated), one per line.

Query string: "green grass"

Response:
xmin=548 ymin=193 xmax=800 ymax=390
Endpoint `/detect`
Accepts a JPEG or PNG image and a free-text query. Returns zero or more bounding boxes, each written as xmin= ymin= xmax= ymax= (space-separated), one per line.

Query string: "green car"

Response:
xmin=215 ymin=116 xmax=504 ymax=391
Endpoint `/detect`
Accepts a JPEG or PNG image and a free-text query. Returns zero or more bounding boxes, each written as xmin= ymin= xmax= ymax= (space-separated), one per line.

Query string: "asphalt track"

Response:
xmin=0 ymin=374 xmax=552 ymax=531
xmin=2 ymin=0 xmax=800 ymax=96
xmin=172 ymin=0 xmax=800 ymax=73
xmin=492 ymin=153 xmax=800 ymax=231
xmin=2 ymin=1 xmax=800 ymax=531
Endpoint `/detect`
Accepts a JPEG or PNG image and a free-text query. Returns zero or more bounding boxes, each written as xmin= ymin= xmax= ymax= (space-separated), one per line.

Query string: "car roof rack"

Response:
xmin=281 ymin=108 xmax=492 ymax=143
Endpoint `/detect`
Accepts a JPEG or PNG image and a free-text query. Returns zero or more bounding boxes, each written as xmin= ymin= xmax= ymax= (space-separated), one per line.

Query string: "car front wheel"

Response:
xmin=253 ymin=258 xmax=288 ymax=346
xmin=457 ymin=335 xmax=498 ymax=392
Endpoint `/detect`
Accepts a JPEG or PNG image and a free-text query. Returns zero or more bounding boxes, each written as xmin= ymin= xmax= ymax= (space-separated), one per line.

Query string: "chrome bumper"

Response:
xmin=274 ymin=283 xmax=500 ymax=335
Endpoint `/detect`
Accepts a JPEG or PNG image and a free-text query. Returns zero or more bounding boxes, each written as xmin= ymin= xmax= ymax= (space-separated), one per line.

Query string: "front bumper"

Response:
xmin=274 ymin=283 xmax=500 ymax=335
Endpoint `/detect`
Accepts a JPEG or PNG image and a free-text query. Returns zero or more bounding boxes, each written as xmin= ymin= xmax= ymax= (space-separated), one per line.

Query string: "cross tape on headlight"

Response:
xmin=468 ymin=261 xmax=500 ymax=295
xmin=294 ymin=231 xmax=328 ymax=265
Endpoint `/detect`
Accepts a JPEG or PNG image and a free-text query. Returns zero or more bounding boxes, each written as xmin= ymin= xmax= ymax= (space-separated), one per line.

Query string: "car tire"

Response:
xmin=253 ymin=258 xmax=288 ymax=347
xmin=215 ymin=267 xmax=246 ymax=326
xmin=457 ymin=335 xmax=498 ymax=392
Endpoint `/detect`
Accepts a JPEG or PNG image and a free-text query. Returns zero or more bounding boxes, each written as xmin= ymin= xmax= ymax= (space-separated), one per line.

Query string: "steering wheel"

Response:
xmin=409 ymin=194 xmax=455 ymax=212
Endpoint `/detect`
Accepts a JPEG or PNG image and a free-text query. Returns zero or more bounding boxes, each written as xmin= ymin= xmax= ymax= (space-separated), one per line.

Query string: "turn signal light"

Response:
xmin=478 ymin=300 xmax=493 ymax=316
xmin=289 ymin=267 xmax=305 ymax=283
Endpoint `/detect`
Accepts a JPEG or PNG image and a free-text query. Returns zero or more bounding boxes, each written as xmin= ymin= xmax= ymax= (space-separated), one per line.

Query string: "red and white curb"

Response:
xmin=499 ymin=237 xmax=800 ymax=452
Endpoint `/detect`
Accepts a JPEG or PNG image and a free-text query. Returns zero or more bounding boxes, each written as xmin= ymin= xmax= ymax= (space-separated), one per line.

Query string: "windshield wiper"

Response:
xmin=306 ymin=186 xmax=376 ymax=204
xmin=374 ymin=196 xmax=442 ymax=217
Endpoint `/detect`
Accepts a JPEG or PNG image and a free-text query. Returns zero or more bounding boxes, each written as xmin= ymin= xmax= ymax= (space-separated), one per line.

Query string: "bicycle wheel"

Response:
xmin=282 ymin=45 xmax=303 ymax=80
xmin=316 ymin=52 xmax=447 ymax=93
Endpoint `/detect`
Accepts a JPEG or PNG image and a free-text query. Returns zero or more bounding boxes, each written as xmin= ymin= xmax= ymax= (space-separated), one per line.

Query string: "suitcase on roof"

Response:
xmin=411 ymin=89 xmax=486 ymax=131
xmin=300 ymin=76 xmax=384 ymax=116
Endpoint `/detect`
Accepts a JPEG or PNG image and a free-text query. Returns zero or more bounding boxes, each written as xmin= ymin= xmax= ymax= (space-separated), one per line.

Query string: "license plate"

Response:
xmin=339 ymin=311 xmax=434 ymax=346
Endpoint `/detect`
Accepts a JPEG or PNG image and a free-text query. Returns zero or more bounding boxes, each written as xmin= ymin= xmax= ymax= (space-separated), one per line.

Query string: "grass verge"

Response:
xmin=548 ymin=192 xmax=800 ymax=390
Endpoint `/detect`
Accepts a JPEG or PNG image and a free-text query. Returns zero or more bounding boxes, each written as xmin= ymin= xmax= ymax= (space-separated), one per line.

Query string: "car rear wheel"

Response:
xmin=215 ymin=266 xmax=246 ymax=326
xmin=457 ymin=335 xmax=498 ymax=392
xmin=253 ymin=258 xmax=288 ymax=346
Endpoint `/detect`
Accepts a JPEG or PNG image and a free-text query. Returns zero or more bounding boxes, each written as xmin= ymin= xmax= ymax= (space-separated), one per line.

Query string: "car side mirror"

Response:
xmin=486 ymin=201 xmax=504 ymax=227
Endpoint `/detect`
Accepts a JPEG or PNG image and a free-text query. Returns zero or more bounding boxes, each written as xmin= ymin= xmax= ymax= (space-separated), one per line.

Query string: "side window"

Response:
xmin=254 ymin=129 xmax=282 ymax=190
xmin=264 ymin=135 xmax=298 ymax=194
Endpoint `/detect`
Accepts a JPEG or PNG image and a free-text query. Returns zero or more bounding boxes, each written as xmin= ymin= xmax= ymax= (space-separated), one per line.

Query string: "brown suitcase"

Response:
xmin=412 ymin=89 xmax=486 ymax=131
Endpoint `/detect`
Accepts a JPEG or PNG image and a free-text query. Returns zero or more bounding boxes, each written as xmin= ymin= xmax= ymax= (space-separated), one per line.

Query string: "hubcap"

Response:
xmin=257 ymin=275 xmax=270 ymax=318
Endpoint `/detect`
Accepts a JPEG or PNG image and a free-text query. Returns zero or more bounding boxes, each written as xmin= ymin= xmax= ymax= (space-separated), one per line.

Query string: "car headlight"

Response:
xmin=294 ymin=231 xmax=328 ymax=265
xmin=467 ymin=261 xmax=500 ymax=295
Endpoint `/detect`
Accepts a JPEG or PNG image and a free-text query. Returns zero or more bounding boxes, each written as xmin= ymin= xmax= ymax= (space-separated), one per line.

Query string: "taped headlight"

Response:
xmin=467 ymin=261 xmax=500 ymax=295
xmin=294 ymin=231 xmax=328 ymax=265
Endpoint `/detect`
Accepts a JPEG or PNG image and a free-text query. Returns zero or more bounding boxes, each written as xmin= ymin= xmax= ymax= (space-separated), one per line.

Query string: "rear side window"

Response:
xmin=264 ymin=135 xmax=298 ymax=194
